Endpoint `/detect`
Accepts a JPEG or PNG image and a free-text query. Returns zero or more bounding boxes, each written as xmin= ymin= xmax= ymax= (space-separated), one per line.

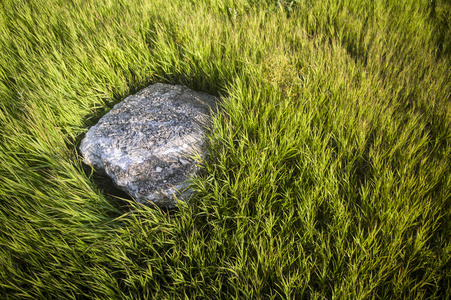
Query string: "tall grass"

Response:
xmin=1 ymin=0 xmax=450 ymax=298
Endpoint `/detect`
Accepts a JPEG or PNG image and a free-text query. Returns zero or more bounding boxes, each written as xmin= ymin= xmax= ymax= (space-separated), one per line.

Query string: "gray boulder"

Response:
xmin=80 ymin=83 xmax=217 ymax=207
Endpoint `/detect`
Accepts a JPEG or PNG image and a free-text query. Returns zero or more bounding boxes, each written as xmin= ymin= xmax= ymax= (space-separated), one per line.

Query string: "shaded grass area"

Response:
xmin=0 ymin=0 xmax=450 ymax=298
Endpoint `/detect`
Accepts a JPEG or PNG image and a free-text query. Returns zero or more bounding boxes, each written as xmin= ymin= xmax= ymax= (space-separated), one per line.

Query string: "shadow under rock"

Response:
xmin=81 ymin=161 xmax=182 ymax=216
xmin=80 ymin=161 xmax=136 ymax=213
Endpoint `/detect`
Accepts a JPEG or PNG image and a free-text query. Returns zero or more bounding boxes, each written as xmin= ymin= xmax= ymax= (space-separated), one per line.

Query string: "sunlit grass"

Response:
xmin=1 ymin=0 xmax=450 ymax=298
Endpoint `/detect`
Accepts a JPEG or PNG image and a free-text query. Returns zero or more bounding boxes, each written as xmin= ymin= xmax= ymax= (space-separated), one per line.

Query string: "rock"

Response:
xmin=80 ymin=83 xmax=217 ymax=207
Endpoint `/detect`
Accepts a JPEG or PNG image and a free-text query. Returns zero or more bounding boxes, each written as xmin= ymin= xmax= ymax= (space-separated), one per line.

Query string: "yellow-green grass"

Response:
xmin=0 ymin=0 xmax=450 ymax=298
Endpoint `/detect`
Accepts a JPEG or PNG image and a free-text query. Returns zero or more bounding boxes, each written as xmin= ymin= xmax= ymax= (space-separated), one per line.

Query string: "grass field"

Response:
xmin=1 ymin=0 xmax=450 ymax=298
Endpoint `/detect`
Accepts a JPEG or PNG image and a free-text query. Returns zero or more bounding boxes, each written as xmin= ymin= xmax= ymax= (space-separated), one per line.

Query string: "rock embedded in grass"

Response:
xmin=80 ymin=83 xmax=217 ymax=207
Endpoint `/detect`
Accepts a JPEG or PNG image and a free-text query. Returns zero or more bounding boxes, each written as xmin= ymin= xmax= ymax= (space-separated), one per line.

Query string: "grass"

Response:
xmin=0 ymin=0 xmax=450 ymax=298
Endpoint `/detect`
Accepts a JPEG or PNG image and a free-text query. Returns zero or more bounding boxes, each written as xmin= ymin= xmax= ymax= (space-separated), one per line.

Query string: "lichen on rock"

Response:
xmin=80 ymin=83 xmax=217 ymax=207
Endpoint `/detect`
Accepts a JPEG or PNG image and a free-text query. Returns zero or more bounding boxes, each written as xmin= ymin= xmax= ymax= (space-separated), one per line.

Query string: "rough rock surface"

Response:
xmin=80 ymin=83 xmax=217 ymax=207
